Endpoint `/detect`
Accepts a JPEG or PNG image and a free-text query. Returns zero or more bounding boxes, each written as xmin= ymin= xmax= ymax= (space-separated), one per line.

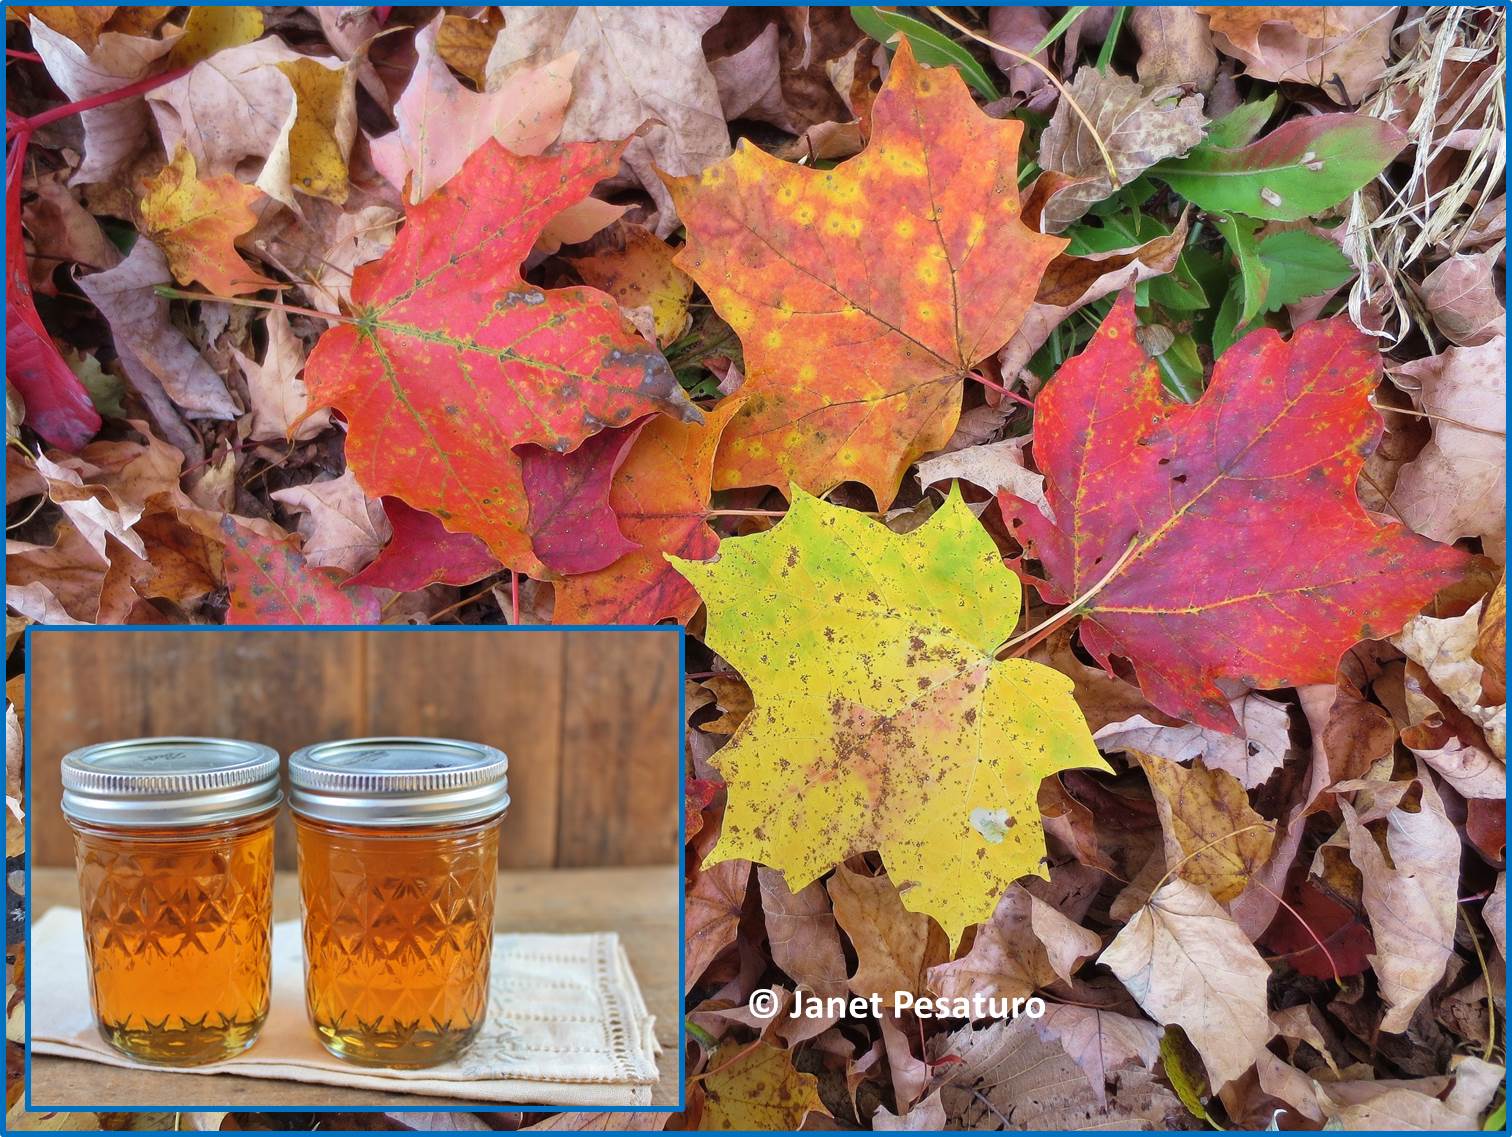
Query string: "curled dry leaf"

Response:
xmin=1135 ymin=752 xmax=1276 ymax=902
xmin=370 ymin=14 xmax=576 ymax=206
xmin=1130 ymin=7 xmax=1218 ymax=93
xmin=1034 ymin=1005 xmax=1161 ymax=1109
xmin=915 ymin=437 xmax=1051 ymax=523
xmin=1394 ymin=598 xmax=1506 ymax=759
xmin=756 ymin=866 xmax=848 ymax=1001
xmin=1095 ymin=691 xmax=1291 ymax=790
xmin=1341 ymin=764 xmax=1460 ymax=1034
xmin=1098 ymin=877 xmax=1273 ymax=1088
xmin=998 ymin=216 xmax=1188 ymax=380
xmin=925 ymin=884 xmax=1058 ymax=1004
xmin=1416 ymin=251 xmax=1504 ymax=347
xmin=828 ymin=863 xmax=946 ymax=1003
xmin=1390 ymin=336 xmax=1507 ymax=562
xmin=1198 ymin=6 xmax=1396 ymax=105
xmin=77 ymin=239 xmax=239 ymax=420
xmin=232 ymin=307 xmax=327 ymax=444
xmin=486 ymin=6 xmax=730 ymax=234
xmin=1036 ymin=67 xmax=1207 ymax=231
xmin=29 ymin=18 xmax=178 ymax=185
xmin=685 ymin=858 xmax=750 ymax=994
xmin=270 ymin=470 xmax=392 ymax=576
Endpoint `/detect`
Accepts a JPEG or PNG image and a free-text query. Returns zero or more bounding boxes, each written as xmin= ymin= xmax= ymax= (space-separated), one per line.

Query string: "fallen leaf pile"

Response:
xmin=5 ymin=6 xmax=1506 ymax=1133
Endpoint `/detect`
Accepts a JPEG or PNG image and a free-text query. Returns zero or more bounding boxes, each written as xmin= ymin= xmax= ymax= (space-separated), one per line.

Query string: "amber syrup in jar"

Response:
xmin=289 ymin=738 xmax=509 ymax=1068
xmin=61 ymin=738 xmax=281 ymax=1066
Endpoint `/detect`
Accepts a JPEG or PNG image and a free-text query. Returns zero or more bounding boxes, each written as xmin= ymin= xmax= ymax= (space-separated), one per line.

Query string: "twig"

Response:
xmin=926 ymin=6 xmax=1121 ymax=190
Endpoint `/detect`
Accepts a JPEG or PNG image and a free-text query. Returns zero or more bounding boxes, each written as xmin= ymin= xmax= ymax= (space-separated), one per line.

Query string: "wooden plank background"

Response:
xmin=28 ymin=629 xmax=681 ymax=870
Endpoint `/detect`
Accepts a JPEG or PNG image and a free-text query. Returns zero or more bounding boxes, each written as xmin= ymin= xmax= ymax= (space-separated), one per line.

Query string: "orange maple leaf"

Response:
xmin=137 ymin=147 xmax=275 ymax=298
xmin=667 ymin=40 xmax=1064 ymax=508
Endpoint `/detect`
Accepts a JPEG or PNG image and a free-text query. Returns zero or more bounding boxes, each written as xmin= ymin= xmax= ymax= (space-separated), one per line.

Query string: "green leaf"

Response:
xmin=1033 ymin=6 xmax=1089 ymax=53
xmin=1213 ymin=212 xmax=1270 ymax=325
xmin=850 ymin=7 xmax=1000 ymax=100
xmin=1096 ymin=7 xmax=1128 ymax=72
xmin=1147 ymin=255 xmax=1208 ymax=312
xmin=1160 ymin=1029 xmax=1222 ymax=1128
xmin=1203 ymin=93 xmax=1277 ymax=150
xmin=1153 ymin=332 xmax=1204 ymax=403
xmin=1152 ymin=113 xmax=1407 ymax=221
xmin=1211 ymin=278 xmax=1245 ymax=359
xmin=1256 ymin=230 xmax=1354 ymax=310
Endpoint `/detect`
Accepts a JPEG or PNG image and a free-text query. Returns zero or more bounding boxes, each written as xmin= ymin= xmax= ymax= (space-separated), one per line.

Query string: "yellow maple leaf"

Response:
xmin=138 ymin=147 xmax=274 ymax=297
xmin=700 ymin=1042 xmax=828 ymax=1130
xmin=670 ymin=488 xmax=1110 ymax=949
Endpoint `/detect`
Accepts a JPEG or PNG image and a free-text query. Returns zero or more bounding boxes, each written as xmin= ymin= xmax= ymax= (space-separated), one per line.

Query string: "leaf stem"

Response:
xmin=7 ymin=66 xmax=190 ymax=137
xmin=686 ymin=1036 xmax=766 ymax=1086
xmin=1369 ymin=399 xmax=1506 ymax=436
xmin=1250 ymin=878 xmax=1342 ymax=986
xmin=967 ymin=370 xmax=1035 ymax=409
xmin=999 ymin=537 xmax=1140 ymax=657
xmin=926 ymin=6 xmax=1121 ymax=191
xmin=1459 ymin=905 xmax=1497 ymax=1063
xmin=1148 ymin=822 xmax=1273 ymax=898
xmin=151 ymin=286 xmax=356 ymax=325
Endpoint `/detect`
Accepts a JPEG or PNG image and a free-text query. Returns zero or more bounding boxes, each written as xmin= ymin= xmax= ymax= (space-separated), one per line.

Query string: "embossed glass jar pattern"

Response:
xmin=61 ymin=738 xmax=281 ymax=1066
xmin=289 ymin=738 xmax=510 ymax=1068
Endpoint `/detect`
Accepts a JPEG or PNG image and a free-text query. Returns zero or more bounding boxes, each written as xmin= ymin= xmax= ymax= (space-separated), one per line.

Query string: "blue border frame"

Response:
xmin=18 ymin=623 xmax=688 ymax=1124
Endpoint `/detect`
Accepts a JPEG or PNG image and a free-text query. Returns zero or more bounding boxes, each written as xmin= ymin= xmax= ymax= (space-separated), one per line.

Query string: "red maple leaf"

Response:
xmin=519 ymin=419 xmax=647 ymax=575
xmin=344 ymin=497 xmax=501 ymax=592
xmin=303 ymin=138 xmax=700 ymax=575
xmin=222 ymin=517 xmax=382 ymax=624
xmin=1003 ymin=293 xmax=1468 ymax=732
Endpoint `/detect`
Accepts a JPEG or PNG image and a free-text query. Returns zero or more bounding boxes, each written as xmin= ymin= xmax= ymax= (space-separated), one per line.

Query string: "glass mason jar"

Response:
xmin=289 ymin=737 xmax=510 ymax=1068
xmin=60 ymin=737 xmax=281 ymax=1066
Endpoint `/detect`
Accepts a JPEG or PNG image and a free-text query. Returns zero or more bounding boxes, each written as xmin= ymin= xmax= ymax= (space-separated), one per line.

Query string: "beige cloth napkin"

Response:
xmin=31 ymin=907 xmax=661 ymax=1107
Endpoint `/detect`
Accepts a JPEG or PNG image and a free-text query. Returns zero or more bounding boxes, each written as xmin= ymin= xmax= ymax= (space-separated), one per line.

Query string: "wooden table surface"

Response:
xmin=30 ymin=865 xmax=681 ymax=1110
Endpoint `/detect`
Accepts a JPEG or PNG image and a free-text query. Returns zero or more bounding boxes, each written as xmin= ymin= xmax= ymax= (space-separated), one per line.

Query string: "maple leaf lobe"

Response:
xmin=303 ymin=138 xmax=698 ymax=573
xmin=669 ymin=40 xmax=1065 ymax=509
xmin=1007 ymin=292 xmax=1469 ymax=732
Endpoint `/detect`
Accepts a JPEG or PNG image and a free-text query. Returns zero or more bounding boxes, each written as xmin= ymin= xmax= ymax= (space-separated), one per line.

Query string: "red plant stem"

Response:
xmin=510 ymin=570 xmax=521 ymax=625
xmin=6 ymin=65 xmax=190 ymax=139
xmin=6 ymin=50 xmax=44 ymax=63
xmin=1251 ymin=878 xmax=1342 ymax=986
xmin=967 ymin=370 xmax=1035 ymax=410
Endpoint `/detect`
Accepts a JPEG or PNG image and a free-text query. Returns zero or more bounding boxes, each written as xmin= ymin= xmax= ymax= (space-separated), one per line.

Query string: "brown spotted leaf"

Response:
xmin=671 ymin=488 xmax=1109 ymax=949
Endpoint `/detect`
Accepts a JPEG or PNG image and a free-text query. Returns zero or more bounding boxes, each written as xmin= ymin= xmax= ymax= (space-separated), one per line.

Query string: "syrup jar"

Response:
xmin=288 ymin=737 xmax=510 ymax=1067
xmin=61 ymin=737 xmax=280 ymax=1066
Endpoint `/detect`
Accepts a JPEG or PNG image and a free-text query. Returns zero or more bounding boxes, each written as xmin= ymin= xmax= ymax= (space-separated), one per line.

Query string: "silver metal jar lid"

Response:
xmin=61 ymin=737 xmax=282 ymax=828
xmin=287 ymin=737 xmax=510 ymax=827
